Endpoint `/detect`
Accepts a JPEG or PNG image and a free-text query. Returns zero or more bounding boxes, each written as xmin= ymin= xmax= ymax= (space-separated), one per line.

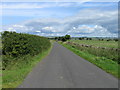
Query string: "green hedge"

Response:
xmin=2 ymin=31 xmax=51 ymax=68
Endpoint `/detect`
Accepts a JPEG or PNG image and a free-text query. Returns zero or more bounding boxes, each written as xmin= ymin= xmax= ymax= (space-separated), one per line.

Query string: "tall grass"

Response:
xmin=67 ymin=41 xmax=119 ymax=64
xmin=2 ymin=46 xmax=52 ymax=88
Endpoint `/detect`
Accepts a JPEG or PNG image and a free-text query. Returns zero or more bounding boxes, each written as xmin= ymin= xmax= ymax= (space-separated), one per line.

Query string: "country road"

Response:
xmin=19 ymin=42 xmax=118 ymax=88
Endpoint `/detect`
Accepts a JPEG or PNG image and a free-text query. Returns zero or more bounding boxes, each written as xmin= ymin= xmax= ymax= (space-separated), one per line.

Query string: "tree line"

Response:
xmin=49 ymin=35 xmax=71 ymax=42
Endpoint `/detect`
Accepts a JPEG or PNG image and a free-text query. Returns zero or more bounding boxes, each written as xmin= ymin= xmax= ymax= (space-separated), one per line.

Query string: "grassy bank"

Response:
xmin=66 ymin=41 xmax=119 ymax=64
xmin=2 ymin=45 xmax=52 ymax=88
xmin=0 ymin=56 xmax=2 ymax=90
xmin=60 ymin=42 xmax=119 ymax=78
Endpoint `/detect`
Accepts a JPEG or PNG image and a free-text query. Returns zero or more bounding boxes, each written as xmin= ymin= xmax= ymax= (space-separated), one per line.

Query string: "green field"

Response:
xmin=70 ymin=40 xmax=118 ymax=48
xmin=67 ymin=40 xmax=119 ymax=63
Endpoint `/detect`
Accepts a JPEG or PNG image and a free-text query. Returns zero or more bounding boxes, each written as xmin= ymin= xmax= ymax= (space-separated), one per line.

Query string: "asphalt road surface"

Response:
xmin=19 ymin=42 xmax=118 ymax=88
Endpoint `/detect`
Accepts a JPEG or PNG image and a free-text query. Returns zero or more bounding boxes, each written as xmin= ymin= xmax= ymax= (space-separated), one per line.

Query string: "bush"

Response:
xmin=114 ymin=38 xmax=118 ymax=42
xmin=65 ymin=35 xmax=71 ymax=40
xmin=2 ymin=31 xmax=51 ymax=68
xmin=55 ymin=34 xmax=71 ymax=42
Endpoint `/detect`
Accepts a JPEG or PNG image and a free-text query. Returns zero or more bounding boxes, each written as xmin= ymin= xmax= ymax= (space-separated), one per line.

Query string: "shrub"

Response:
xmin=2 ymin=31 xmax=51 ymax=68
xmin=55 ymin=34 xmax=71 ymax=42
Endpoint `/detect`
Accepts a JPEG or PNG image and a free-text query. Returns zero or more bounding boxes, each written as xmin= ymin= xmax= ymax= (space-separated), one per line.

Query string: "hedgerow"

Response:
xmin=2 ymin=31 xmax=51 ymax=68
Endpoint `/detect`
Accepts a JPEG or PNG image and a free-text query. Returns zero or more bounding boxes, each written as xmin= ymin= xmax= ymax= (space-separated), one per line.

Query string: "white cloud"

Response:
xmin=35 ymin=31 xmax=41 ymax=33
xmin=67 ymin=25 xmax=117 ymax=37
xmin=13 ymin=24 xmax=24 ymax=28
xmin=1 ymin=3 xmax=72 ymax=9
xmin=2 ymin=1 xmax=116 ymax=11
xmin=0 ymin=24 xmax=34 ymax=33
xmin=65 ymin=9 xmax=118 ymax=33
xmin=42 ymin=26 xmax=59 ymax=33
xmin=7 ymin=27 xmax=16 ymax=32
xmin=42 ymin=26 xmax=53 ymax=31
xmin=73 ymin=27 xmax=76 ymax=30
xmin=1 ymin=3 xmax=42 ymax=9
xmin=68 ymin=25 xmax=95 ymax=34
xmin=0 ymin=2 xmax=81 ymax=9
xmin=1 ymin=8 xmax=118 ymax=37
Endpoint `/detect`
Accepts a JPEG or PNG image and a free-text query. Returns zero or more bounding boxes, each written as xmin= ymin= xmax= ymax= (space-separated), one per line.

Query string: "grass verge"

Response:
xmin=2 ymin=45 xmax=52 ymax=88
xmin=60 ymin=42 xmax=119 ymax=78
xmin=0 ymin=71 xmax=1 ymax=90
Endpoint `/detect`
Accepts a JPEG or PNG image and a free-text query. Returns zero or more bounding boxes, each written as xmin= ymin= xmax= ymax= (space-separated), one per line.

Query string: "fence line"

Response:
xmin=66 ymin=41 xmax=119 ymax=51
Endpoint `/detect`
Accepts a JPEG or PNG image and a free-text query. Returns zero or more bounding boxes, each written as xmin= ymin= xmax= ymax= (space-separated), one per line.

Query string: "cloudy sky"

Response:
xmin=0 ymin=1 xmax=118 ymax=37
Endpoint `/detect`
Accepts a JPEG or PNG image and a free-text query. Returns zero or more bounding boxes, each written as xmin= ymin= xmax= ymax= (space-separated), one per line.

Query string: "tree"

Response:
xmin=54 ymin=35 xmax=71 ymax=42
xmin=58 ymin=37 xmax=62 ymax=41
xmin=79 ymin=38 xmax=83 ymax=40
xmin=65 ymin=34 xmax=71 ymax=40
xmin=61 ymin=37 xmax=67 ymax=42
xmin=86 ymin=38 xmax=89 ymax=40
xmin=101 ymin=39 xmax=104 ymax=41
xmin=114 ymin=38 xmax=118 ymax=42
xmin=55 ymin=37 xmax=58 ymax=40
xmin=89 ymin=38 xmax=92 ymax=40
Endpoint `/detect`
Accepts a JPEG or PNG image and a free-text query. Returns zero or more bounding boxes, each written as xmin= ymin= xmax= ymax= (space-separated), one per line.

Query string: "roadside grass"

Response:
xmin=2 ymin=45 xmax=52 ymax=88
xmin=0 ymin=38 xmax=2 ymax=90
xmin=70 ymin=40 xmax=118 ymax=48
xmin=60 ymin=42 xmax=119 ymax=78
xmin=0 ymin=63 xmax=2 ymax=90
xmin=67 ymin=42 xmax=118 ymax=63
xmin=0 ymin=37 xmax=1 ymax=51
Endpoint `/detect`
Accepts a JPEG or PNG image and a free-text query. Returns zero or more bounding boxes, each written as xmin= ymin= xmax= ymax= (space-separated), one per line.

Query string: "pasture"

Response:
xmin=70 ymin=40 xmax=118 ymax=48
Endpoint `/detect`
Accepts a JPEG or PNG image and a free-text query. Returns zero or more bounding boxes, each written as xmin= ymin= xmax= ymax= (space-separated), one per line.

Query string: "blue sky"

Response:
xmin=1 ymin=0 xmax=119 ymax=2
xmin=0 ymin=2 xmax=118 ymax=37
